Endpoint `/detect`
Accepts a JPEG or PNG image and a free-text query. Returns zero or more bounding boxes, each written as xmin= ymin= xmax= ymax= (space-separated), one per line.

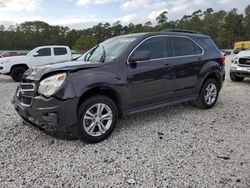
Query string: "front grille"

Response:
xmin=20 ymin=84 xmax=35 ymax=90
xmin=239 ymin=58 xmax=250 ymax=66
xmin=17 ymin=83 xmax=36 ymax=106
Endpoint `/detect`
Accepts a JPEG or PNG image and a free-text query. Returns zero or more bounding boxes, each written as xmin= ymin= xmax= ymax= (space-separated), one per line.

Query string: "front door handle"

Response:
xmin=165 ymin=64 xmax=173 ymax=70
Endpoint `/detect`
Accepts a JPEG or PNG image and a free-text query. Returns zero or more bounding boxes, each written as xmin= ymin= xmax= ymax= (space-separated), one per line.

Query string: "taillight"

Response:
xmin=220 ymin=55 xmax=225 ymax=65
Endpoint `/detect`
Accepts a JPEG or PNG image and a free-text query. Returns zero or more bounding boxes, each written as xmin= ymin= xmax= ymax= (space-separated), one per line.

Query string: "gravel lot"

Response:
xmin=0 ymin=55 xmax=249 ymax=187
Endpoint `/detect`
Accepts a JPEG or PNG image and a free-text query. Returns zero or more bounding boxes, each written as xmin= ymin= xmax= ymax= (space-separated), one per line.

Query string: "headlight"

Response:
xmin=231 ymin=56 xmax=239 ymax=64
xmin=38 ymin=73 xmax=66 ymax=97
xmin=0 ymin=59 xmax=9 ymax=65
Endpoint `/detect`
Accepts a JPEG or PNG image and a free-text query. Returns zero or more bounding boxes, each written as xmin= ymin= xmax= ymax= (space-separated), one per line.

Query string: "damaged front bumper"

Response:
xmin=230 ymin=64 xmax=250 ymax=77
xmin=12 ymin=87 xmax=79 ymax=139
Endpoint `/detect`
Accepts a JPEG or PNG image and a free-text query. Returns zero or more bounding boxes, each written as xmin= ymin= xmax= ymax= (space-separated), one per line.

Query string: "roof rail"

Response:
xmin=161 ymin=29 xmax=201 ymax=34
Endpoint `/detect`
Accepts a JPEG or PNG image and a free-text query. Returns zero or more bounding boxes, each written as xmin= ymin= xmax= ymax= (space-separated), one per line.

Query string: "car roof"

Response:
xmin=150 ymin=31 xmax=209 ymax=38
xmin=36 ymin=45 xmax=69 ymax=48
xmin=121 ymin=31 xmax=209 ymax=40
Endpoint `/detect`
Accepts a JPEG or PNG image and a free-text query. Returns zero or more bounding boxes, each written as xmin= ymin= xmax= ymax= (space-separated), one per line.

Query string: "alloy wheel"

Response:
xmin=83 ymin=103 xmax=113 ymax=137
xmin=204 ymin=83 xmax=217 ymax=105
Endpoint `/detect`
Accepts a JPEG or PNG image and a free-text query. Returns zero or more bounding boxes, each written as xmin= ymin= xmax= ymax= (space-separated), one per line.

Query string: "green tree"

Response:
xmin=0 ymin=25 xmax=5 ymax=31
xmin=244 ymin=5 xmax=250 ymax=39
xmin=156 ymin=11 xmax=168 ymax=26
xmin=220 ymin=8 xmax=244 ymax=48
xmin=73 ymin=34 xmax=97 ymax=52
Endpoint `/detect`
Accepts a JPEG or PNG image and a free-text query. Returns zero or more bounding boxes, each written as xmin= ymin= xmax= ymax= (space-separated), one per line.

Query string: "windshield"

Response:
xmin=78 ymin=36 xmax=137 ymax=63
xmin=27 ymin=48 xmax=36 ymax=56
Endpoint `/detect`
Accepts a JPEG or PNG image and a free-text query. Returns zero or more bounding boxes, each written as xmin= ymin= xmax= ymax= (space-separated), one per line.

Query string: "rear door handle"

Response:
xmin=165 ymin=64 xmax=173 ymax=70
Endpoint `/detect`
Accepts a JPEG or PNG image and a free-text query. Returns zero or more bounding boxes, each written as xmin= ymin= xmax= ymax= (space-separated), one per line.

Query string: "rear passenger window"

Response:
xmin=35 ymin=48 xmax=51 ymax=57
xmin=54 ymin=48 xmax=67 ymax=55
xmin=171 ymin=37 xmax=202 ymax=56
xmin=134 ymin=37 xmax=167 ymax=59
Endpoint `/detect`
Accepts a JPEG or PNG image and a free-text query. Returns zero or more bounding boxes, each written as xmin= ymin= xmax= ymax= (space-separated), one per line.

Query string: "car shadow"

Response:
xmin=228 ymin=78 xmax=250 ymax=85
xmin=115 ymin=102 xmax=196 ymax=133
xmin=242 ymin=78 xmax=250 ymax=84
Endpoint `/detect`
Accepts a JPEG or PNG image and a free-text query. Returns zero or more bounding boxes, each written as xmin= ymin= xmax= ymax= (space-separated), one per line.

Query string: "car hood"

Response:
xmin=23 ymin=60 xmax=104 ymax=81
xmin=236 ymin=51 xmax=250 ymax=58
xmin=0 ymin=55 xmax=28 ymax=63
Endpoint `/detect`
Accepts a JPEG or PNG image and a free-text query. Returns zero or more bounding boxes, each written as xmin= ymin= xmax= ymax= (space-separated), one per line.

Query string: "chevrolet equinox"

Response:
xmin=12 ymin=30 xmax=225 ymax=143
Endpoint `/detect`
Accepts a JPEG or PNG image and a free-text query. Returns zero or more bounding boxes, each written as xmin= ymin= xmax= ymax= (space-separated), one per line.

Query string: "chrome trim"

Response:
xmin=20 ymin=100 xmax=33 ymax=107
xmin=19 ymin=83 xmax=36 ymax=107
xmin=16 ymin=87 xmax=21 ymax=98
xmin=127 ymin=35 xmax=205 ymax=64
xmin=20 ymin=83 xmax=36 ymax=92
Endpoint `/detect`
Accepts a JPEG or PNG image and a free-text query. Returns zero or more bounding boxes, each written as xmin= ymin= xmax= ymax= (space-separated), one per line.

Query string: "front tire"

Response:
xmin=75 ymin=96 xmax=118 ymax=143
xmin=196 ymin=78 xmax=219 ymax=109
xmin=11 ymin=66 xmax=27 ymax=82
xmin=230 ymin=71 xmax=244 ymax=82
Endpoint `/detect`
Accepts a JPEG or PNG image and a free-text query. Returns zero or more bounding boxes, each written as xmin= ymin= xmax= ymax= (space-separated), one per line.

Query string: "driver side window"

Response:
xmin=35 ymin=48 xmax=51 ymax=57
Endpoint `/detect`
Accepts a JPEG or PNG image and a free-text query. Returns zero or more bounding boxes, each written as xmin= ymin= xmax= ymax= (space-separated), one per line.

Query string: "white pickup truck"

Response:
xmin=230 ymin=50 xmax=250 ymax=82
xmin=0 ymin=45 xmax=82 ymax=81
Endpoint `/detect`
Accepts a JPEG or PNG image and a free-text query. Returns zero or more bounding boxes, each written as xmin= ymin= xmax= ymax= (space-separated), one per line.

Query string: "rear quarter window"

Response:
xmin=198 ymin=37 xmax=220 ymax=53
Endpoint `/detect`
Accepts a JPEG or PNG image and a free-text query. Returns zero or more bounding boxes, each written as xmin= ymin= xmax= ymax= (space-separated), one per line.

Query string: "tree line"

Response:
xmin=0 ymin=5 xmax=249 ymax=51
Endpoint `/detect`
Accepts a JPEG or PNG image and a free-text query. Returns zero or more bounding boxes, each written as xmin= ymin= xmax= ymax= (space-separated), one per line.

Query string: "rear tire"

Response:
xmin=196 ymin=78 xmax=219 ymax=109
xmin=230 ymin=71 xmax=244 ymax=82
xmin=11 ymin=66 xmax=27 ymax=82
xmin=75 ymin=95 xmax=118 ymax=143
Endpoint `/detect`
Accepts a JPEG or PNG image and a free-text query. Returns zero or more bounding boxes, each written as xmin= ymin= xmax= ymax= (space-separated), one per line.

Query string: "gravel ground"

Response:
xmin=0 ymin=55 xmax=249 ymax=188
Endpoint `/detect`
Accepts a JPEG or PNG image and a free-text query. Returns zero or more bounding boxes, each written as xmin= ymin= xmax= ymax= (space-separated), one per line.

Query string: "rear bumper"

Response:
xmin=12 ymin=92 xmax=79 ymax=134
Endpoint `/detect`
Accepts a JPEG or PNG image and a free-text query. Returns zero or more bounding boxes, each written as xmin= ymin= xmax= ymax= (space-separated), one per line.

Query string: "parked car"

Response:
xmin=0 ymin=45 xmax=75 ymax=81
xmin=230 ymin=50 xmax=250 ymax=81
xmin=12 ymin=30 xmax=225 ymax=143
xmin=221 ymin=50 xmax=231 ymax=56
xmin=233 ymin=48 xmax=250 ymax=54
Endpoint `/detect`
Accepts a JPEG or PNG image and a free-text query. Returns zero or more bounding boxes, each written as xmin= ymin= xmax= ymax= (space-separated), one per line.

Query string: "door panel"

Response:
xmin=53 ymin=47 xmax=70 ymax=63
xmin=169 ymin=36 xmax=204 ymax=99
xmin=171 ymin=56 xmax=203 ymax=98
xmin=127 ymin=59 xmax=174 ymax=109
xmin=126 ymin=36 xmax=175 ymax=109
xmin=32 ymin=47 xmax=54 ymax=67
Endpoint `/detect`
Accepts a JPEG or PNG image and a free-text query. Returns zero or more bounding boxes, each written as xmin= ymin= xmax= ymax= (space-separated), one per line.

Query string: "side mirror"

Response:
xmin=33 ymin=52 xmax=39 ymax=57
xmin=129 ymin=51 xmax=150 ymax=63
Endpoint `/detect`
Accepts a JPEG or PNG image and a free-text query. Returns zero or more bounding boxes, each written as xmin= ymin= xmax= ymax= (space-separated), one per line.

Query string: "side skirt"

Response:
xmin=124 ymin=95 xmax=197 ymax=116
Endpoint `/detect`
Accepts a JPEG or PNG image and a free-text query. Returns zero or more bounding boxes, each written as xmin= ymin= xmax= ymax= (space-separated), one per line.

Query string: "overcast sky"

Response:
xmin=0 ymin=0 xmax=249 ymax=29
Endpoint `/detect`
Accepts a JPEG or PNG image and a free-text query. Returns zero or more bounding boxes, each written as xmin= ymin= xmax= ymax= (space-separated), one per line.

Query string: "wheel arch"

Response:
xmin=10 ymin=64 xmax=29 ymax=73
xmin=77 ymin=86 xmax=123 ymax=118
xmin=199 ymin=71 xmax=222 ymax=93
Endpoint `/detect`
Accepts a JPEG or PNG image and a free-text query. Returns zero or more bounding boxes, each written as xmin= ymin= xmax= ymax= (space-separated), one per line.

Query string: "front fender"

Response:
xmin=55 ymin=67 xmax=127 ymax=103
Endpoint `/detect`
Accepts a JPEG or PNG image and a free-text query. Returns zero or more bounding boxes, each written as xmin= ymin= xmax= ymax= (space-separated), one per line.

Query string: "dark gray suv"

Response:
xmin=13 ymin=30 xmax=225 ymax=143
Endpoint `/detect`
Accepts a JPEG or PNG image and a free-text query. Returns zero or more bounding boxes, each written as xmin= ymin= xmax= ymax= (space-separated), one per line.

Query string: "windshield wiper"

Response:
xmin=100 ymin=45 xmax=106 ymax=63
